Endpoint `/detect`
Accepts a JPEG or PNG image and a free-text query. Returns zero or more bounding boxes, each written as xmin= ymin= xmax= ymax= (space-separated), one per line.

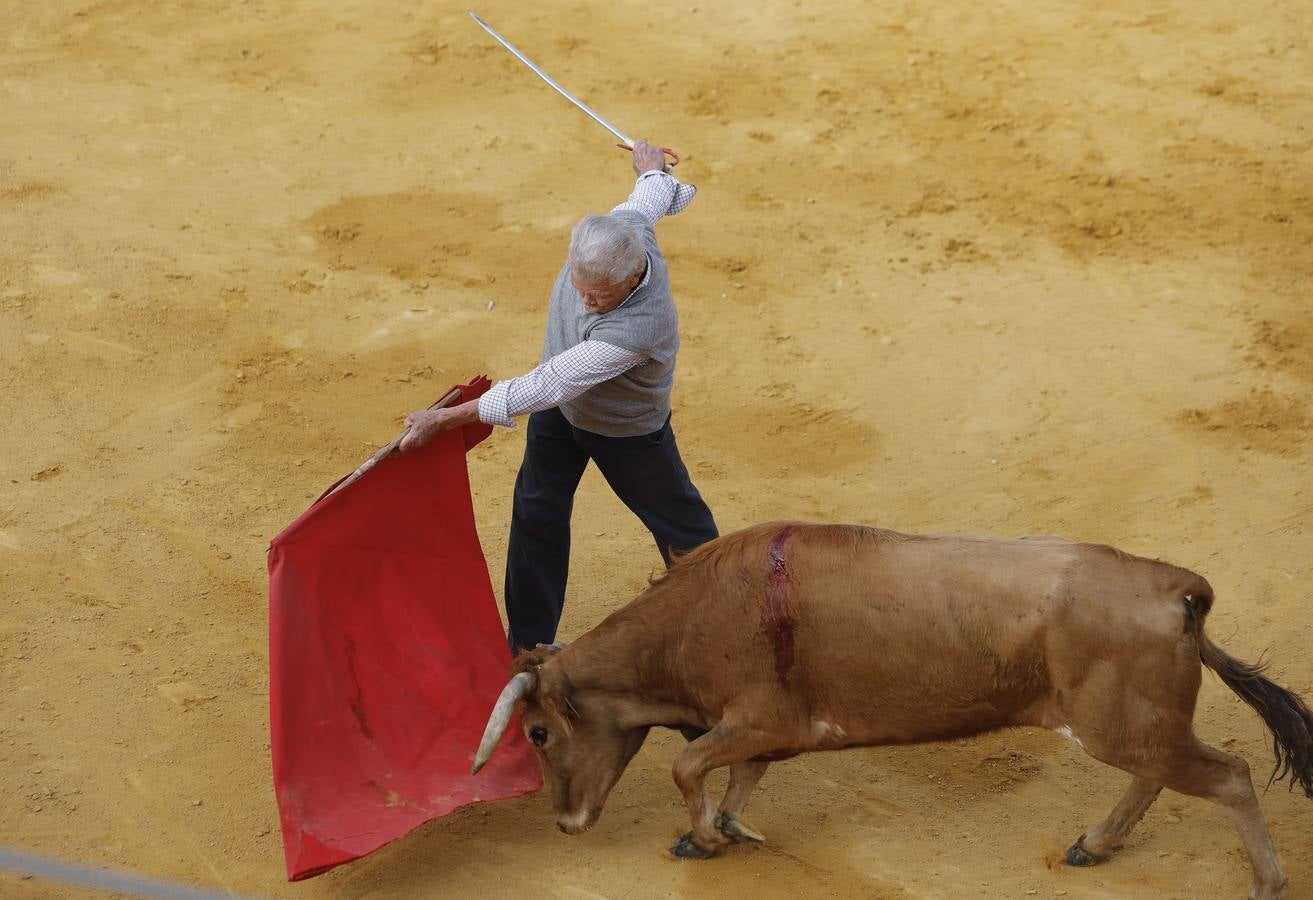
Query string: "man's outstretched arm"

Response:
xmin=475 ymin=341 xmax=647 ymax=427
xmin=611 ymin=139 xmax=697 ymax=226
xmin=398 ymin=342 xmax=646 ymax=450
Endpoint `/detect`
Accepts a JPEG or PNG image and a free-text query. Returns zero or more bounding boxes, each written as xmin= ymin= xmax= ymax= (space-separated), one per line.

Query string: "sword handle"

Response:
xmin=616 ymin=143 xmax=680 ymax=173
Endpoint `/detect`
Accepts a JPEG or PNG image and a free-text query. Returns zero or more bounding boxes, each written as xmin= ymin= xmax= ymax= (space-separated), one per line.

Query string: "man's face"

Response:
xmin=570 ymin=265 xmax=642 ymax=315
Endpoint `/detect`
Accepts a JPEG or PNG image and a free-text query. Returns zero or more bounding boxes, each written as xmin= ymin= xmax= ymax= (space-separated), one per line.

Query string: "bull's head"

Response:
xmin=470 ymin=645 xmax=649 ymax=834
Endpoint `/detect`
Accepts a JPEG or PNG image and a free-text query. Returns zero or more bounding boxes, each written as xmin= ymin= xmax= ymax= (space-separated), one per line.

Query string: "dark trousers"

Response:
xmin=504 ymin=407 xmax=718 ymax=651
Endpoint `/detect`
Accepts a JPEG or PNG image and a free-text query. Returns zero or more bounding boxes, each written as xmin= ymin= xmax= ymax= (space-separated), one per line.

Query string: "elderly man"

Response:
xmin=400 ymin=139 xmax=718 ymax=651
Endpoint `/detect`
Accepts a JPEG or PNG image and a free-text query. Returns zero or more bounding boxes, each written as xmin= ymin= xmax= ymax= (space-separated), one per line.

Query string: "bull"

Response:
xmin=471 ymin=522 xmax=1313 ymax=899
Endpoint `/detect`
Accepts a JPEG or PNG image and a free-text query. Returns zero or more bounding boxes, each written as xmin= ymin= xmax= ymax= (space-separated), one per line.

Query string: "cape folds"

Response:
xmin=267 ymin=376 xmax=541 ymax=880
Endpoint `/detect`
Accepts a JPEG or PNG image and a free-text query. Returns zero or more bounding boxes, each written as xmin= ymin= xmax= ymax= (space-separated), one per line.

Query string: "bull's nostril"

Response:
xmin=556 ymin=812 xmax=590 ymax=835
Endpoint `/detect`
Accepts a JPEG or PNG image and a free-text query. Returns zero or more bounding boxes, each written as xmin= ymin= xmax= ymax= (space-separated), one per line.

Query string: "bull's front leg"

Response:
xmin=670 ymin=724 xmax=774 ymax=859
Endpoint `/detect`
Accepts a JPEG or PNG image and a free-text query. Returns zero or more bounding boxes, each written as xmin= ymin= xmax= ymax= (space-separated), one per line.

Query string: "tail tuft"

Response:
xmin=1200 ymin=635 xmax=1313 ymax=797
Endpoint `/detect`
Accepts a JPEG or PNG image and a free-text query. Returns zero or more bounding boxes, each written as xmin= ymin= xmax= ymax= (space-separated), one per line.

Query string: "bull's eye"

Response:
xmin=529 ymin=726 xmax=549 ymax=747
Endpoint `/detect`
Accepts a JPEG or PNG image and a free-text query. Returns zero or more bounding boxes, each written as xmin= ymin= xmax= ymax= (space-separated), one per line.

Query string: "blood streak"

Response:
xmin=761 ymin=526 xmax=797 ymax=684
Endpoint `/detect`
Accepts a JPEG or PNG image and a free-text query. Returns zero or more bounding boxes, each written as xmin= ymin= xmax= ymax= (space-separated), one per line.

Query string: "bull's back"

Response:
xmin=669 ymin=523 xmax=1195 ymax=746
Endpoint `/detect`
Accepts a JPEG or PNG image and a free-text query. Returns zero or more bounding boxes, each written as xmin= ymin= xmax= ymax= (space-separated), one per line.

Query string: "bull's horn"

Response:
xmin=471 ymin=670 xmax=535 ymax=775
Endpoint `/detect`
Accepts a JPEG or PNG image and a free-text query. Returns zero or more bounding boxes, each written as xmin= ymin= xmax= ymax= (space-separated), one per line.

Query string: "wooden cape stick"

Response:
xmin=320 ymin=386 xmax=463 ymax=502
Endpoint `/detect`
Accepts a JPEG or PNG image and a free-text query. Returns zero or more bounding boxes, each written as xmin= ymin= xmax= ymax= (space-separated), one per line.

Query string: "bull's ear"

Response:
xmin=536 ymin=665 xmax=576 ymax=737
xmin=513 ymin=643 xmax=564 ymax=671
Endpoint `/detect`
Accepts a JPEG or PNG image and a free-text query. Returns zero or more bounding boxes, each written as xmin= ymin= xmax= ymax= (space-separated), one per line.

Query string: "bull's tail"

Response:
xmin=1192 ymin=595 xmax=1313 ymax=797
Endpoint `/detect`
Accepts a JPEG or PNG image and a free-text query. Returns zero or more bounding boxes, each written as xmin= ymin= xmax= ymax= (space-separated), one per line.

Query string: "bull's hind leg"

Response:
xmin=1066 ymin=776 xmax=1162 ymax=865
xmin=1072 ymin=738 xmax=1286 ymax=899
xmin=1155 ymin=740 xmax=1286 ymax=900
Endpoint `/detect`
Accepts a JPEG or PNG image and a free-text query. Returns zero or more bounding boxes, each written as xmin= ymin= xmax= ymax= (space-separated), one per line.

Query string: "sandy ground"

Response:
xmin=2 ymin=0 xmax=1312 ymax=897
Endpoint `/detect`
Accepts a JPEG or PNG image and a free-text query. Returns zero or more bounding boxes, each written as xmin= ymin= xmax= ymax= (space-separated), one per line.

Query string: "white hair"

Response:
xmin=568 ymin=214 xmax=645 ymax=285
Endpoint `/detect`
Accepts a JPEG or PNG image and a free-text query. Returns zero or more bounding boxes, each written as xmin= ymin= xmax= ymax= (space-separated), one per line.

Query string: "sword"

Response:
xmin=468 ymin=12 xmax=680 ymax=169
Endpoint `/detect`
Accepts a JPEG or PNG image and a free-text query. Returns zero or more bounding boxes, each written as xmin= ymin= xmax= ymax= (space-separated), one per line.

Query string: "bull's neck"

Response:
xmin=558 ymin=598 xmax=690 ymax=712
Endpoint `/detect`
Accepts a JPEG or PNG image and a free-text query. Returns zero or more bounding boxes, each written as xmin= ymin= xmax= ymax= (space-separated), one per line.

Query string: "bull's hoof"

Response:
xmin=669 ymin=832 xmax=714 ymax=860
xmin=1064 ymin=836 xmax=1104 ymax=867
xmin=716 ymin=811 xmax=765 ymax=844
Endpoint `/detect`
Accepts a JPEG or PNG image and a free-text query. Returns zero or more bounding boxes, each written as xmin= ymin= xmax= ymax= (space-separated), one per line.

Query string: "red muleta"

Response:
xmin=268 ymin=376 xmax=540 ymax=880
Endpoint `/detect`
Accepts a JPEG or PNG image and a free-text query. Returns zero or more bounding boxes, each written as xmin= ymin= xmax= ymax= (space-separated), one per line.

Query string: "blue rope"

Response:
xmin=0 ymin=846 xmax=254 ymax=899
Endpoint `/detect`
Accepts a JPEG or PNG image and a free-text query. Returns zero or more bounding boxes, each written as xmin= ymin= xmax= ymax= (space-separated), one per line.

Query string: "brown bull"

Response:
xmin=472 ymin=523 xmax=1313 ymax=899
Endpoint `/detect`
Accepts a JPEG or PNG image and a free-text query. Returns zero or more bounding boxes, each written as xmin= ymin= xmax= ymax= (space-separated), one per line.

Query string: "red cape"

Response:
xmin=268 ymin=376 xmax=541 ymax=880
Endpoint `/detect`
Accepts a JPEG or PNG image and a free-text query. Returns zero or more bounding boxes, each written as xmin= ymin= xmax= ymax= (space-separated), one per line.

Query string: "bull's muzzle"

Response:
xmin=555 ymin=808 xmax=597 ymax=835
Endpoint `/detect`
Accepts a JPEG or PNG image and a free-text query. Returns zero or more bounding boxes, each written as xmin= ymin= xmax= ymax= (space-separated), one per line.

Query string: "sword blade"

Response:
xmin=469 ymin=12 xmax=633 ymax=147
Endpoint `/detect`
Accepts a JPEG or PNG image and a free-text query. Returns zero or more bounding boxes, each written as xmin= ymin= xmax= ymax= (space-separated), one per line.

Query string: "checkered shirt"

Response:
xmin=477 ymin=169 xmax=696 ymax=428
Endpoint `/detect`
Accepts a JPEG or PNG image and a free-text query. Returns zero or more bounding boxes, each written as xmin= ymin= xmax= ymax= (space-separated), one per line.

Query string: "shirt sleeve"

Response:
xmin=610 ymin=169 xmax=698 ymax=226
xmin=477 ymin=341 xmax=649 ymax=428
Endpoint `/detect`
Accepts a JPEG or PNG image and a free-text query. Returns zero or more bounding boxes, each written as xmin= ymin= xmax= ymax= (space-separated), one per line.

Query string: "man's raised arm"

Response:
xmin=611 ymin=139 xmax=697 ymax=227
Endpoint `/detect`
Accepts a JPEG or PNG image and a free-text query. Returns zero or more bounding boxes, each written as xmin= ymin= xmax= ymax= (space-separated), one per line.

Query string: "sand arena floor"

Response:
xmin=2 ymin=0 xmax=1311 ymax=897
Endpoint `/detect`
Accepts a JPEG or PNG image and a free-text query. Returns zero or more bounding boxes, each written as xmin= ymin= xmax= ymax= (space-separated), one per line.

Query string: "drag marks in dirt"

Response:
xmin=1177 ymin=388 xmax=1312 ymax=456
xmin=62 ymin=330 xmax=147 ymax=360
xmin=113 ymin=499 xmax=237 ymax=588
xmin=123 ymin=769 xmax=241 ymax=897
xmin=0 ymin=181 xmax=62 ymax=203
xmin=1174 ymin=307 xmax=1313 ymax=455
xmin=1245 ymin=306 xmax=1313 ymax=385
xmin=100 ymin=365 xmax=229 ymax=448
xmin=4 ymin=357 xmax=277 ymax=618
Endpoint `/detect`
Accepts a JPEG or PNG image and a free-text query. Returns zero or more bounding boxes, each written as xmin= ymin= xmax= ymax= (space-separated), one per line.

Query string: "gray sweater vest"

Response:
xmin=541 ymin=210 xmax=679 ymax=437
